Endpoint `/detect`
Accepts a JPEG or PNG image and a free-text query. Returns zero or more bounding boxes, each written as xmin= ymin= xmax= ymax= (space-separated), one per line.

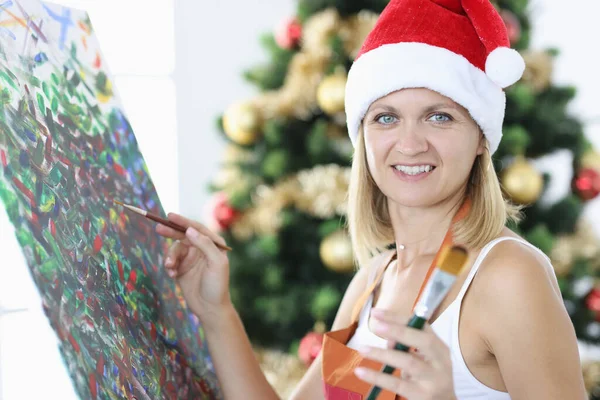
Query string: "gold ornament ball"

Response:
xmin=317 ymin=74 xmax=347 ymax=115
xmin=320 ymin=230 xmax=355 ymax=273
xmin=501 ymin=158 xmax=544 ymax=204
xmin=222 ymin=102 xmax=262 ymax=145
xmin=582 ymin=150 xmax=600 ymax=173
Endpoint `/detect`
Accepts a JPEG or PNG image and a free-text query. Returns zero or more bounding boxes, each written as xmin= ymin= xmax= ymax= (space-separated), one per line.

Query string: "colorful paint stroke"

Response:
xmin=0 ymin=1 xmax=222 ymax=399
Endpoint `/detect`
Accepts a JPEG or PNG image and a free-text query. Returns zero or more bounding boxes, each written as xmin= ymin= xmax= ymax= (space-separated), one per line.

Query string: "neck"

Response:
xmin=388 ymin=189 xmax=466 ymax=261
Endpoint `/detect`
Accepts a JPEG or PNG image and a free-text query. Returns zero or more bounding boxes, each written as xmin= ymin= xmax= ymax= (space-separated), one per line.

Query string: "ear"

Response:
xmin=476 ymin=129 xmax=486 ymax=156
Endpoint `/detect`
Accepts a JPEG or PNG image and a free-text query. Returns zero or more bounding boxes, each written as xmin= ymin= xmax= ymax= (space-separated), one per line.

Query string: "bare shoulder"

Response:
xmin=472 ymin=229 xmax=561 ymax=302
xmin=466 ymin=229 xmax=587 ymax=398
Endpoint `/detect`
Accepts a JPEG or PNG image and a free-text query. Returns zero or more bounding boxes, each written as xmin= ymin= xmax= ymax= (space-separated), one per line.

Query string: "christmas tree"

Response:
xmin=206 ymin=0 xmax=600 ymax=396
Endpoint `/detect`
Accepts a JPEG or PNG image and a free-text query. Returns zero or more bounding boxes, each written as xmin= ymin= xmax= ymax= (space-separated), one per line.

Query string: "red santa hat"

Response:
xmin=344 ymin=0 xmax=525 ymax=155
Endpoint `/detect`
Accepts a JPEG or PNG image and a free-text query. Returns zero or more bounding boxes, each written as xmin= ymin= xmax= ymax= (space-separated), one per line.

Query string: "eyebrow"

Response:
xmin=366 ymin=102 xmax=462 ymax=116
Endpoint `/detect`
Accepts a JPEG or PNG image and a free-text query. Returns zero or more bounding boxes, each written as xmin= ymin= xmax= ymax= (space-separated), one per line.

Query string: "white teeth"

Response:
xmin=394 ymin=165 xmax=434 ymax=175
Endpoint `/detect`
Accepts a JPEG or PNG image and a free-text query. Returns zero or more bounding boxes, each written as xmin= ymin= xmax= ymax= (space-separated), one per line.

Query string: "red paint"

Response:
xmin=89 ymin=373 xmax=97 ymax=400
xmin=117 ymin=260 xmax=124 ymax=282
xmin=150 ymin=323 xmax=157 ymax=341
xmin=58 ymin=155 xmax=71 ymax=166
xmin=93 ymin=235 xmax=102 ymax=253
xmin=44 ymin=135 xmax=53 ymax=162
xmin=176 ymin=311 xmax=184 ymax=320
xmin=49 ymin=219 xmax=56 ymax=237
xmin=94 ymin=52 xmax=101 ymax=68
xmin=113 ymin=163 xmax=125 ymax=176
xmin=76 ymin=289 xmax=84 ymax=301
xmin=160 ymin=366 xmax=166 ymax=386
xmin=84 ymin=316 xmax=94 ymax=330
xmin=68 ymin=333 xmax=80 ymax=353
xmin=129 ymin=270 xmax=137 ymax=285
xmin=83 ymin=219 xmax=90 ymax=234
xmin=30 ymin=212 xmax=39 ymax=226
xmin=1 ymin=149 xmax=7 ymax=167
xmin=12 ymin=177 xmax=35 ymax=205
xmin=78 ymin=20 xmax=90 ymax=34
xmin=96 ymin=354 xmax=105 ymax=377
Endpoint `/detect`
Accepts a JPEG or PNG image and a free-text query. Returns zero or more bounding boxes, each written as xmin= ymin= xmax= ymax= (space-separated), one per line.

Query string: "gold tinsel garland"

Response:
xmin=255 ymin=348 xmax=307 ymax=399
xmin=550 ymin=221 xmax=600 ymax=277
xmin=246 ymin=8 xmax=379 ymax=122
xmin=521 ymin=50 xmax=554 ymax=93
xmin=230 ymin=164 xmax=351 ymax=240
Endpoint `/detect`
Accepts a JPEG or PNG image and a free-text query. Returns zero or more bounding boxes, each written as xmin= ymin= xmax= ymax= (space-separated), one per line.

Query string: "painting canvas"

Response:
xmin=0 ymin=1 xmax=222 ymax=398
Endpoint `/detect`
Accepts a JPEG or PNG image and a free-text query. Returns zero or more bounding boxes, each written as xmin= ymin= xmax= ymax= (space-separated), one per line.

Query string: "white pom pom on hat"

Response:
xmin=486 ymin=46 xmax=526 ymax=88
xmin=344 ymin=0 xmax=526 ymax=155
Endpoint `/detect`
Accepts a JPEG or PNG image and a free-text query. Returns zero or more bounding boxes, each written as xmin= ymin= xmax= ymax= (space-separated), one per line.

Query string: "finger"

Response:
xmin=165 ymin=241 xmax=189 ymax=270
xmin=156 ymin=223 xmax=187 ymax=240
xmin=354 ymin=366 xmax=422 ymax=398
xmin=371 ymin=308 xmax=412 ymax=322
xmin=185 ymin=227 xmax=221 ymax=263
xmin=371 ymin=318 xmax=447 ymax=363
xmin=357 ymin=345 xmax=431 ymax=379
xmin=167 ymin=213 xmax=228 ymax=248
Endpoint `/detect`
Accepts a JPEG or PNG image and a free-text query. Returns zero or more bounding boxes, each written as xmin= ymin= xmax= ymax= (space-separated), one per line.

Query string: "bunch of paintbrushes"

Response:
xmin=366 ymin=245 xmax=469 ymax=400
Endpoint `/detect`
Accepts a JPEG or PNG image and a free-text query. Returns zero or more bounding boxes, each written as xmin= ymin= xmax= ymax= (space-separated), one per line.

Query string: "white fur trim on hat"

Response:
xmin=345 ymin=42 xmax=506 ymax=154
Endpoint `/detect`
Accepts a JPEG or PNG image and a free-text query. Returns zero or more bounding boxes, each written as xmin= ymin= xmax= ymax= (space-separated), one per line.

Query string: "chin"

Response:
xmin=386 ymin=190 xmax=441 ymax=209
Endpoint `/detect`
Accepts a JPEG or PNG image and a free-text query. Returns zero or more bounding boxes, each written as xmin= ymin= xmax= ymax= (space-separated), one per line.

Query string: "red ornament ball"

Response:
xmin=587 ymin=288 xmax=600 ymax=313
xmin=500 ymin=10 xmax=521 ymax=45
xmin=204 ymin=192 xmax=240 ymax=232
xmin=298 ymin=331 xmax=324 ymax=367
xmin=573 ymin=168 xmax=600 ymax=201
xmin=275 ymin=17 xmax=302 ymax=50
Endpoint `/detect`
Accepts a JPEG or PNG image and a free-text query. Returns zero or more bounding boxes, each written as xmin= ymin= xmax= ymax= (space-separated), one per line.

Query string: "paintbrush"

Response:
xmin=114 ymin=200 xmax=233 ymax=251
xmin=366 ymin=245 xmax=469 ymax=400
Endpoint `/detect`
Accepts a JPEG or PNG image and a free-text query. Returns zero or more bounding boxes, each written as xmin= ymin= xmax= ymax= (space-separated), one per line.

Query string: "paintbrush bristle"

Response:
xmin=114 ymin=200 xmax=124 ymax=206
xmin=438 ymin=245 xmax=469 ymax=276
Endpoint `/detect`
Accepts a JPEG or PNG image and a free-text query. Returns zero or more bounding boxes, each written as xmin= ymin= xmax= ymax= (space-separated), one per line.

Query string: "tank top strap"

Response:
xmin=350 ymin=250 xmax=397 ymax=324
xmin=454 ymin=236 xmax=551 ymax=304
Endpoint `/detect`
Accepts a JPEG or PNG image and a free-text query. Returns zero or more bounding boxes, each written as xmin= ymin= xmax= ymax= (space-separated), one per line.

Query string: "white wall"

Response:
xmin=174 ymin=0 xmax=296 ymax=218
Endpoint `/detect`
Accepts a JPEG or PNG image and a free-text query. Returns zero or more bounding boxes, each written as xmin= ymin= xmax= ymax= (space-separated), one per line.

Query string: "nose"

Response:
xmin=393 ymin=124 xmax=428 ymax=156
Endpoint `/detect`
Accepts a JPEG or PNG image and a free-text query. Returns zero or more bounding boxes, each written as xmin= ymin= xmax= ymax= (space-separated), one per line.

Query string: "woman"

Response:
xmin=157 ymin=0 xmax=587 ymax=398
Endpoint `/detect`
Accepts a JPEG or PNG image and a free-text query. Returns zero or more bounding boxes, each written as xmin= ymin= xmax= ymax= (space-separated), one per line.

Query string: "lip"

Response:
xmin=391 ymin=165 xmax=436 ymax=182
xmin=390 ymin=162 xmax=437 ymax=167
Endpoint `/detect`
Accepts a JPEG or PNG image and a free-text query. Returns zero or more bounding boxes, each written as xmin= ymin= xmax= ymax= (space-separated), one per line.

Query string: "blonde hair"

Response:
xmin=346 ymin=125 xmax=522 ymax=269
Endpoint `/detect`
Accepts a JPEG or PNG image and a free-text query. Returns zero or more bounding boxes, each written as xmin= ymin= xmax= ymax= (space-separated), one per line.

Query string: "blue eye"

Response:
xmin=428 ymin=113 xmax=452 ymax=123
xmin=376 ymin=114 xmax=397 ymax=124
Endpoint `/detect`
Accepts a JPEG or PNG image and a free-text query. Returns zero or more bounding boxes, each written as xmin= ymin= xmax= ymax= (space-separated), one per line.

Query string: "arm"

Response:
xmin=203 ymin=251 xmax=380 ymax=400
xmin=157 ymin=213 xmax=388 ymax=399
xmin=201 ymin=304 xmax=281 ymax=400
xmin=477 ymin=241 xmax=587 ymax=400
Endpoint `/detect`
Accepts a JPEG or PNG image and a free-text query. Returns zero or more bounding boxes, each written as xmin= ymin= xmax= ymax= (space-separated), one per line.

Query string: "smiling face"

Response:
xmin=363 ymin=88 xmax=484 ymax=208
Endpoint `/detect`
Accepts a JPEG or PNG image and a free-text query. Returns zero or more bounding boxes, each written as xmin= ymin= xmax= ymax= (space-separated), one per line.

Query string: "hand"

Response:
xmin=156 ymin=213 xmax=232 ymax=322
xmin=354 ymin=309 xmax=456 ymax=400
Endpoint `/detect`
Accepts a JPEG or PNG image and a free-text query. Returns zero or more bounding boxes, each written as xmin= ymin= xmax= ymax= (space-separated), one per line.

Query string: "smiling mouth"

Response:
xmin=392 ymin=165 xmax=436 ymax=176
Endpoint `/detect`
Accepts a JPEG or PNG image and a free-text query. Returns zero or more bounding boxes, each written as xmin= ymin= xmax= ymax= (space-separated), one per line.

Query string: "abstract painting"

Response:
xmin=0 ymin=1 xmax=221 ymax=398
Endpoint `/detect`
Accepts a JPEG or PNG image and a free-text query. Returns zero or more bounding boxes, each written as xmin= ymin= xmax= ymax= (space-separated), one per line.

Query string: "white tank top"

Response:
xmin=346 ymin=237 xmax=555 ymax=400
